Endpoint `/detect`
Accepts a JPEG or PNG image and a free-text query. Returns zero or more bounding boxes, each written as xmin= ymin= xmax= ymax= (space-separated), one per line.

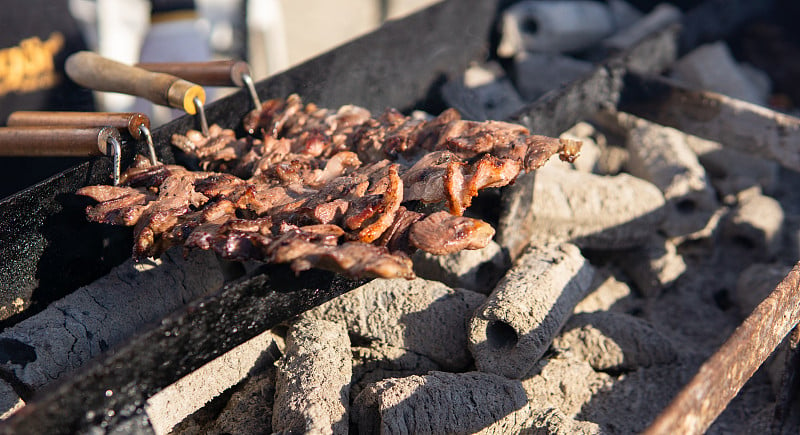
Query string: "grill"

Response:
xmin=0 ymin=0 xmax=798 ymax=433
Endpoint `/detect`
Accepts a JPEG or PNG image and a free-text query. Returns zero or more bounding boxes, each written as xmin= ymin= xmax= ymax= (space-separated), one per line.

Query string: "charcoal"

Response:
xmin=303 ymin=278 xmax=485 ymax=371
xmin=273 ymin=318 xmax=352 ymax=435
xmin=351 ymin=371 xmax=527 ymax=434
xmin=468 ymin=243 xmax=595 ymax=378
xmin=0 ymin=249 xmax=224 ymax=390
xmin=722 ymin=187 xmax=785 ymax=258
xmin=671 ymin=41 xmax=766 ymax=105
xmin=525 ymin=165 xmax=667 ymax=249
xmin=497 ymin=0 xmax=615 ymax=56
xmin=616 ymin=233 xmax=686 ymax=297
xmin=411 ymin=240 xmax=510 ymax=294
xmin=596 ymin=110 xmax=719 ymax=238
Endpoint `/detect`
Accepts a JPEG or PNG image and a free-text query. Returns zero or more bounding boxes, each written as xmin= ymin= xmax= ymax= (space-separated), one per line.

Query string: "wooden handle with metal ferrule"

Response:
xmin=65 ymin=51 xmax=206 ymax=114
xmin=7 ymin=112 xmax=150 ymax=140
xmin=0 ymin=126 xmax=121 ymax=157
xmin=136 ymin=60 xmax=250 ymax=87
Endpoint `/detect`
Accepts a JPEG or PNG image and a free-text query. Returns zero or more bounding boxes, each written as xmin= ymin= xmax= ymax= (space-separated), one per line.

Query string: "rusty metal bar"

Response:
xmin=644 ymin=261 xmax=800 ymax=434
xmin=618 ymin=72 xmax=800 ymax=172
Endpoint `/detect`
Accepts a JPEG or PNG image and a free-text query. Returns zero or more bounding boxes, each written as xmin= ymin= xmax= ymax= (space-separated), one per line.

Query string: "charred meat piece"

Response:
xmin=132 ymin=170 xmax=212 ymax=257
xmin=76 ymin=185 xmax=155 ymax=226
xmin=343 ymin=164 xmax=403 ymax=243
xmin=408 ymin=211 xmax=495 ymax=255
xmin=375 ymin=206 xmax=424 ymax=253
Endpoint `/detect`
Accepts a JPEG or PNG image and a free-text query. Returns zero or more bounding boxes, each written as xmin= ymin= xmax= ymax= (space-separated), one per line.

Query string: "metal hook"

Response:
xmin=241 ymin=72 xmax=262 ymax=109
xmin=138 ymin=124 xmax=158 ymax=165
xmin=193 ymin=96 xmax=210 ymax=137
xmin=97 ymin=127 xmax=123 ymax=185
xmin=107 ymin=134 xmax=122 ymax=186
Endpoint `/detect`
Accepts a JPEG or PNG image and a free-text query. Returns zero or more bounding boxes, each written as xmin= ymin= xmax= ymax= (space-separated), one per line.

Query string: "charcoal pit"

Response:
xmin=1 ymin=0 xmax=799 ymax=434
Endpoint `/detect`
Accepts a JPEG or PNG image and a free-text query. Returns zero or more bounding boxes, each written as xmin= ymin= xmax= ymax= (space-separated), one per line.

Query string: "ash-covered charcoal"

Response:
xmin=78 ymin=95 xmax=577 ymax=279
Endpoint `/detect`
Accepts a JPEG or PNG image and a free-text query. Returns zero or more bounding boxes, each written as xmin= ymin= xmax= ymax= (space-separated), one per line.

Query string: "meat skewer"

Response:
xmin=78 ymin=95 xmax=580 ymax=279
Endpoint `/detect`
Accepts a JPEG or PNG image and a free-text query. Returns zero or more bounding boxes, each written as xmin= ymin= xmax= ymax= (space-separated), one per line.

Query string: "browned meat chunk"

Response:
xmin=408 ymin=211 xmax=495 ymax=255
xmin=80 ymin=94 xmax=577 ymax=279
xmin=76 ymin=185 xmax=154 ymax=226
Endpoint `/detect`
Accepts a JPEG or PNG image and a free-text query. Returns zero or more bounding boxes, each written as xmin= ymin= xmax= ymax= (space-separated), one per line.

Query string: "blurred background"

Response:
xmin=0 ymin=0 xmax=439 ymax=196
xmin=1 ymin=0 xmax=796 ymax=197
xmin=0 ymin=0 xmax=441 ymax=124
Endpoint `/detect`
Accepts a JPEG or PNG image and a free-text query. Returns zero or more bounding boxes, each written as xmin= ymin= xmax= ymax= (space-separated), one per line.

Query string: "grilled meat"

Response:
xmin=79 ymin=95 xmax=579 ymax=279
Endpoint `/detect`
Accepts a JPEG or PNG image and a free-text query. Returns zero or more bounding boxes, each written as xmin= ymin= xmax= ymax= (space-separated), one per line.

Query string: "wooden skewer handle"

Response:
xmin=0 ymin=127 xmax=121 ymax=157
xmin=7 ymin=112 xmax=150 ymax=140
xmin=65 ymin=51 xmax=206 ymax=114
xmin=136 ymin=60 xmax=250 ymax=87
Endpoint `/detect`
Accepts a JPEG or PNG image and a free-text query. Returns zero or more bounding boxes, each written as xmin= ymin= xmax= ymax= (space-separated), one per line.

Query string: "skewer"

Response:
xmin=240 ymin=70 xmax=262 ymax=108
xmin=106 ymin=131 xmax=123 ymax=185
xmin=65 ymin=51 xmax=208 ymax=137
xmin=7 ymin=111 xmax=159 ymax=165
xmin=193 ymin=97 xmax=210 ymax=137
xmin=137 ymin=60 xmax=262 ymax=109
xmin=0 ymin=126 xmax=123 ymax=185
xmin=138 ymin=124 xmax=158 ymax=165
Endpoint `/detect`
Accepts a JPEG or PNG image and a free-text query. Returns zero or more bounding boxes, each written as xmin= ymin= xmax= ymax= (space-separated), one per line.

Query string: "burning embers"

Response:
xmin=77 ymin=94 xmax=579 ymax=279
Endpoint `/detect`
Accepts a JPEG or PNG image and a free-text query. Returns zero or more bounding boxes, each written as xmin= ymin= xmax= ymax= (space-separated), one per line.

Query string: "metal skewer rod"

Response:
xmin=137 ymin=124 xmax=158 ymax=165
xmin=106 ymin=133 xmax=122 ymax=186
xmin=193 ymin=97 xmax=210 ymax=137
xmin=240 ymin=72 xmax=262 ymax=108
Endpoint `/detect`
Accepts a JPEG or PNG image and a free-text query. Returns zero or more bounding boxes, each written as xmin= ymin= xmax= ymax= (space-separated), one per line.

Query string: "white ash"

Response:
xmin=169 ymin=367 xmax=276 ymax=434
xmin=602 ymin=3 xmax=681 ymax=53
xmin=733 ymin=262 xmax=793 ymax=318
xmin=441 ymin=76 xmax=526 ymax=122
xmin=616 ymin=233 xmax=686 ymax=298
xmin=522 ymin=353 xmax=613 ymax=417
xmin=443 ymin=62 xmax=526 ymax=121
xmin=738 ymin=62 xmax=773 ymax=104
xmin=513 ymin=52 xmax=594 ymax=101
xmin=574 ymin=267 xmax=639 ymax=314
xmin=497 ymin=0 xmax=615 ymax=56
xmin=579 ymin=362 xmax=694 ymax=434
xmin=554 ymin=311 xmax=679 ymax=372
xmin=606 ymin=0 xmax=644 ymax=32
xmin=468 ymin=79 xmax=527 ymax=121
xmin=503 ymin=407 xmax=602 ymax=435
xmin=351 ymin=371 xmax=529 ymax=434
xmin=616 ymin=112 xmax=719 ymax=237
xmin=145 ymin=329 xmax=279 ymax=435
xmin=272 ymin=318 xmax=351 ymax=435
